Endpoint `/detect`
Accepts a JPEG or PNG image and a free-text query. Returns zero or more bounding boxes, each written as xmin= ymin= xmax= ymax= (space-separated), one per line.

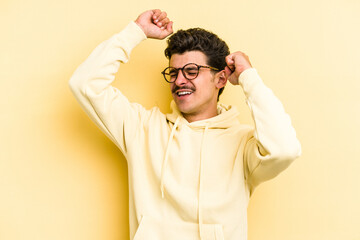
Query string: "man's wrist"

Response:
xmin=130 ymin=21 xmax=148 ymax=40
xmin=134 ymin=21 xmax=148 ymax=37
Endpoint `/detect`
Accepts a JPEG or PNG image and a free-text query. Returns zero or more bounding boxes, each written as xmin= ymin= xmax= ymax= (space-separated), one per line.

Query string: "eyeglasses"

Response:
xmin=161 ymin=63 xmax=219 ymax=83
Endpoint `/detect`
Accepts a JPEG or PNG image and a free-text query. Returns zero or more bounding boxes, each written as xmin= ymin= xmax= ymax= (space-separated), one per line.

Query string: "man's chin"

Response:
xmin=174 ymin=102 xmax=193 ymax=115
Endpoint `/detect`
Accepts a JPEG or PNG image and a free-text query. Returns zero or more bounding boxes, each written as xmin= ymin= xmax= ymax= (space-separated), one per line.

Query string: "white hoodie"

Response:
xmin=69 ymin=21 xmax=301 ymax=240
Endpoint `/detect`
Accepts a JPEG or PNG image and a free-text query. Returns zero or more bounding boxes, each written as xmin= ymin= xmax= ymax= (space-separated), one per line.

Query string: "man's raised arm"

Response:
xmin=225 ymin=52 xmax=302 ymax=193
xmin=68 ymin=10 xmax=173 ymax=155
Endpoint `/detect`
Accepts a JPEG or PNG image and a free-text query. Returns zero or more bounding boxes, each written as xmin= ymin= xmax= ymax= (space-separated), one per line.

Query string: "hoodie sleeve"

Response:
xmin=68 ymin=21 xmax=147 ymax=156
xmin=240 ymin=68 xmax=302 ymax=194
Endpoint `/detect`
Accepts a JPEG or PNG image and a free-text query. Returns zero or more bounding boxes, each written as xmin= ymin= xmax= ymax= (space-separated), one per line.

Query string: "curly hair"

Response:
xmin=164 ymin=28 xmax=230 ymax=101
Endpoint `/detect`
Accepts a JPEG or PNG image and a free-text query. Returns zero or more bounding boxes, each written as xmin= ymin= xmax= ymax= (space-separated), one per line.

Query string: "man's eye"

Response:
xmin=169 ymin=70 xmax=178 ymax=77
xmin=184 ymin=68 xmax=198 ymax=76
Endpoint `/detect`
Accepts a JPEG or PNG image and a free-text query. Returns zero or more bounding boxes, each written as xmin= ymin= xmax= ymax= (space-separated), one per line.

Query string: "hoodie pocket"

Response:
xmin=133 ymin=215 xmax=224 ymax=240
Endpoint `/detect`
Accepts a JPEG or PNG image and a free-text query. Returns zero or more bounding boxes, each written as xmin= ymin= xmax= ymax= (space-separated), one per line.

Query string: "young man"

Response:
xmin=69 ymin=9 xmax=301 ymax=240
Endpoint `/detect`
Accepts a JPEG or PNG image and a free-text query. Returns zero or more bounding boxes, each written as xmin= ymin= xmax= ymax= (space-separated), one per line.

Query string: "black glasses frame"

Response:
xmin=161 ymin=63 xmax=219 ymax=83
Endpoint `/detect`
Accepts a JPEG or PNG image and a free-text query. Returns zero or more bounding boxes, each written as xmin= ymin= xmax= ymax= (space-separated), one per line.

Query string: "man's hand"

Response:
xmin=135 ymin=9 xmax=173 ymax=40
xmin=225 ymin=51 xmax=252 ymax=85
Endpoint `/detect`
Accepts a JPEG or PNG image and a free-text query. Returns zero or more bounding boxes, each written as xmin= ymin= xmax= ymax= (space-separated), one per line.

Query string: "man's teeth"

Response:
xmin=177 ymin=91 xmax=192 ymax=96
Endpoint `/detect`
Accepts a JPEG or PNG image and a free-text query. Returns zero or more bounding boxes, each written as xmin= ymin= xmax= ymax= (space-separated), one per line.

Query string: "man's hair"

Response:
xmin=164 ymin=28 xmax=230 ymax=101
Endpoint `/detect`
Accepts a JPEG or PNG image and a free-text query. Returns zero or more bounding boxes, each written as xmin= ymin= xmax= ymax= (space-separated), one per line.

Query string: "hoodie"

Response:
xmin=69 ymin=21 xmax=301 ymax=240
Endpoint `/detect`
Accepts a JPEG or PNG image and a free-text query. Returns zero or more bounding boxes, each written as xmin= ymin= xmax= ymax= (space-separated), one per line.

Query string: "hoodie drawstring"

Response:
xmin=160 ymin=116 xmax=181 ymax=198
xmin=198 ymin=124 xmax=209 ymax=240
xmin=160 ymin=118 xmax=210 ymax=239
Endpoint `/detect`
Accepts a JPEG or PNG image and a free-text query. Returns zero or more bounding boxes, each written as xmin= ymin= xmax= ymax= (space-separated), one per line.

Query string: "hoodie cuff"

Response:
xmin=238 ymin=68 xmax=263 ymax=97
xmin=114 ymin=21 xmax=147 ymax=55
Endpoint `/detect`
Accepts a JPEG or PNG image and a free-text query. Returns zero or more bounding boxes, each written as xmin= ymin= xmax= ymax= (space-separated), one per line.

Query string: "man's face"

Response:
xmin=169 ymin=51 xmax=223 ymax=121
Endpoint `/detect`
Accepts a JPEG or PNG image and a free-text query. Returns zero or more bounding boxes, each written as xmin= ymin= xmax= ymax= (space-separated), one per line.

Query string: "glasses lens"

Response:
xmin=163 ymin=67 xmax=178 ymax=82
xmin=183 ymin=64 xmax=199 ymax=80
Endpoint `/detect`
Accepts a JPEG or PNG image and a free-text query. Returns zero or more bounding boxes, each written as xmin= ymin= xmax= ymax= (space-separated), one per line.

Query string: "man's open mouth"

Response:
xmin=176 ymin=91 xmax=193 ymax=96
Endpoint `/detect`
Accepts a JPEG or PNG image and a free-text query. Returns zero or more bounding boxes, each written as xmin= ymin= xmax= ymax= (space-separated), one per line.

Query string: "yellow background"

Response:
xmin=1 ymin=0 xmax=360 ymax=239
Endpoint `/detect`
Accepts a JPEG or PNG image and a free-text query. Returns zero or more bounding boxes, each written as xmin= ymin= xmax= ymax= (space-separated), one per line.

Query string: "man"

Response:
xmin=69 ymin=9 xmax=301 ymax=240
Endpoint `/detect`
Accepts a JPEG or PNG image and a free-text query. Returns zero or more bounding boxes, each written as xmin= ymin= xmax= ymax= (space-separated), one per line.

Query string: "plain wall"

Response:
xmin=1 ymin=0 xmax=359 ymax=239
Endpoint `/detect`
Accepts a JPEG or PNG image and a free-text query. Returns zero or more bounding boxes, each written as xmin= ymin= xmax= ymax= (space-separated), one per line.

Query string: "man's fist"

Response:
xmin=225 ymin=51 xmax=252 ymax=85
xmin=135 ymin=9 xmax=173 ymax=39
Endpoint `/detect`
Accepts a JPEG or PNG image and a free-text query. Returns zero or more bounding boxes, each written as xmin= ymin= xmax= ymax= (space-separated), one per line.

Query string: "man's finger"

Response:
xmin=155 ymin=13 xmax=167 ymax=27
xmin=224 ymin=67 xmax=233 ymax=78
xmin=158 ymin=17 xmax=170 ymax=28
xmin=225 ymin=56 xmax=235 ymax=72
xmin=152 ymin=9 xmax=162 ymax=21
xmin=157 ymin=11 xmax=167 ymax=21
xmin=159 ymin=21 xmax=173 ymax=39
xmin=226 ymin=53 xmax=235 ymax=61
xmin=166 ymin=21 xmax=173 ymax=34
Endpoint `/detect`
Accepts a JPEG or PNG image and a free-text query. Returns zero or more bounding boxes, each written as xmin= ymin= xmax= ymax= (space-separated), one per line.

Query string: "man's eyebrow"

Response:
xmin=169 ymin=63 xmax=201 ymax=68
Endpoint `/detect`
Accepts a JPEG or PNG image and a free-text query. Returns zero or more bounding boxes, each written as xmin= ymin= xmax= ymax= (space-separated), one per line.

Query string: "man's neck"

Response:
xmin=182 ymin=108 xmax=218 ymax=123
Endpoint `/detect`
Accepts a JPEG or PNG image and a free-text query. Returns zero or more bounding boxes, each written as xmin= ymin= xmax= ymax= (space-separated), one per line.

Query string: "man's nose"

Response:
xmin=174 ymin=71 xmax=188 ymax=85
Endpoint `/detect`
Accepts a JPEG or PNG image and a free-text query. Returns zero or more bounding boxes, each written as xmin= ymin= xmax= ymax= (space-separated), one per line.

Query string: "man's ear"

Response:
xmin=215 ymin=70 xmax=227 ymax=89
